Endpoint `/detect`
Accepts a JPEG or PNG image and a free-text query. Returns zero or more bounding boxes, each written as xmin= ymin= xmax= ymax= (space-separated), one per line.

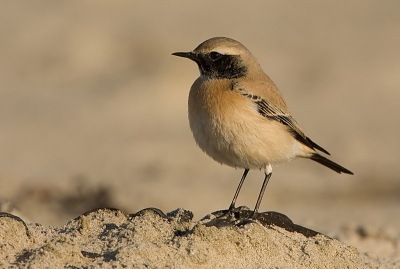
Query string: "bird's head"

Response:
xmin=172 ymin=37 xmax=258 ymax=79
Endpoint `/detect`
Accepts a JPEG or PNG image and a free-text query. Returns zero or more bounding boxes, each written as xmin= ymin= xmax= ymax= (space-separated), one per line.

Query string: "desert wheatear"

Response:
xmin=172 ymin=37 xmax=353 ymax=215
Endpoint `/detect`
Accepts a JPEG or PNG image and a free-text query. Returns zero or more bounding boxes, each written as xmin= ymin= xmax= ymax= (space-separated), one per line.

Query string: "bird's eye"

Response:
xmin=209 ymin=51 xmax=222 ymax=60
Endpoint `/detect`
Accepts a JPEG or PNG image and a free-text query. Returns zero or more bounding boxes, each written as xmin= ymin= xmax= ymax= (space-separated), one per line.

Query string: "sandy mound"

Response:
xmin=1 ymin=208 xmax=396 ymax=268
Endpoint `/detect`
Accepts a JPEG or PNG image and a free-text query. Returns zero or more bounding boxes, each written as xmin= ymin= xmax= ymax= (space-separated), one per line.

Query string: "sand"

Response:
xmin=1 ymin=207 xmax=398 ymax=268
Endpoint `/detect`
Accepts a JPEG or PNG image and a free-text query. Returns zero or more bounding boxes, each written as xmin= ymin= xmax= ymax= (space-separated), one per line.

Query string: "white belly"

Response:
xmin=188 ymin=82 xmax=300 ymax=169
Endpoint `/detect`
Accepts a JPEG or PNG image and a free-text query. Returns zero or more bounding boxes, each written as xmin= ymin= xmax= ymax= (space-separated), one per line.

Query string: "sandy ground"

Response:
xmin=1 ymin=208 xmax=399 ymax=268
xmin=1 ymin=1 xmax=400 ymax=267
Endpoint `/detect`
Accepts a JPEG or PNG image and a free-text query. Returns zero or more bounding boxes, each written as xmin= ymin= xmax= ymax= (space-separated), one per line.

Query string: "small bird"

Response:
xmin=172 ymin=37 xmax=353 ymax=216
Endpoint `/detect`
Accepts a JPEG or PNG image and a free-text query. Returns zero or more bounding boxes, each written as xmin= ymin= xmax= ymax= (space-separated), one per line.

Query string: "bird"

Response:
xmin=172 ymin=37 xmax=353 ymax=216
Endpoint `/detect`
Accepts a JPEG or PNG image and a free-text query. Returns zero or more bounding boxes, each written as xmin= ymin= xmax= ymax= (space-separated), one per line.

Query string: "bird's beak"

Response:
xmin=172 ymin=51 xmax=197 ymax=61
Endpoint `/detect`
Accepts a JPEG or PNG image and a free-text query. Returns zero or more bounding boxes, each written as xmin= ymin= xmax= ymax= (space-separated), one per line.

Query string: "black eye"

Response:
xmin=209 ymin=51 xmax=222 ymax=60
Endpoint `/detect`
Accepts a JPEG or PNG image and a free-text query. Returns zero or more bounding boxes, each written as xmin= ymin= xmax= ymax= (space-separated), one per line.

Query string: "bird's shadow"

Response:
xmin=200 ymin=206 xmax=320 ymax=238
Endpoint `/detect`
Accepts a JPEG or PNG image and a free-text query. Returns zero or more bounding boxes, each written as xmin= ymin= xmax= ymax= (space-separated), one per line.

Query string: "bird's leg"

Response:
xmin=228 ymin=169 xmax=249 ymax=213
xmin=251 ymin=165 xmax=272 ymax=218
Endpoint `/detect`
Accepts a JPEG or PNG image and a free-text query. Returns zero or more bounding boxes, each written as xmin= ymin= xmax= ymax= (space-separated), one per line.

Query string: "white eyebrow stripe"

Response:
xmin=212 ymin=46 xmax=241 ymax=55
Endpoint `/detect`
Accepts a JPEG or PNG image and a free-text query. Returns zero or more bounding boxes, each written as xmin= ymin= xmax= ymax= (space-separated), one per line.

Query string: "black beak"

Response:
xmin=172 ymin=51 xmax=197 ymax=61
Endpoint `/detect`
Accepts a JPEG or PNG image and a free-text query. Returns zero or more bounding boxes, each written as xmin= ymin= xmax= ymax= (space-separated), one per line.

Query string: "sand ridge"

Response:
xmin=1 ymin=207 xmax=397 ymax=268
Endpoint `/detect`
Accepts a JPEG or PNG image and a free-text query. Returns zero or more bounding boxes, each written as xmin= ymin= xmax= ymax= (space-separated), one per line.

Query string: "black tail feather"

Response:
xmin=306 ymin=137 xmax=330 ymax=155
xmin=310 ymin=154 xmax=353 ymax=175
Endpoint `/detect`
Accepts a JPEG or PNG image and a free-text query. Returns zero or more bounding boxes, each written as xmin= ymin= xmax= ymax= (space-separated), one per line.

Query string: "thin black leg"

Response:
xmin=252 ymin=171 xmax=272 ymax=217
xmin=228 ymin=169 xmax=249 ymax=212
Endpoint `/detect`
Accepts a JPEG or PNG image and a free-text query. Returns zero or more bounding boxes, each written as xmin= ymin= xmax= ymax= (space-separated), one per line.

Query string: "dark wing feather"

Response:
xmin=238 ymin=88 xmax=330 ymax=155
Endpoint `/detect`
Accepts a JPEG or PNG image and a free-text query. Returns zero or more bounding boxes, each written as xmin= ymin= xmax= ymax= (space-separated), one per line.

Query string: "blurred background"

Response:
xmin=0 ymin=0 xmax=399 ymax=243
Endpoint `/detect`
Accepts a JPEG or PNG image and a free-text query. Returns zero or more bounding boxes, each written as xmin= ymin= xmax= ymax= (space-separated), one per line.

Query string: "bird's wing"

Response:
xmin=233 ymin=84 xmax=330 ymax=155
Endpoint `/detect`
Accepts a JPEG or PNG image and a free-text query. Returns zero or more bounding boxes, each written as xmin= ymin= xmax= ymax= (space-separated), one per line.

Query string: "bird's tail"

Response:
xmin=310 ymin=154 xmax=353 ymax=174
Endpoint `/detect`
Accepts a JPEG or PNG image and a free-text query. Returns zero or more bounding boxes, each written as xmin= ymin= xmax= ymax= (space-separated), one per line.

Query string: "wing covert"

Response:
xmin=234 ymin=85 xmax=330 ymax=155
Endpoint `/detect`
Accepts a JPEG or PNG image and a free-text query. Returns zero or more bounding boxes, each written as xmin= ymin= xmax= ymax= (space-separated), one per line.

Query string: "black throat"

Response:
xmin=196 ymin=54 xmax=247 ymax=79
